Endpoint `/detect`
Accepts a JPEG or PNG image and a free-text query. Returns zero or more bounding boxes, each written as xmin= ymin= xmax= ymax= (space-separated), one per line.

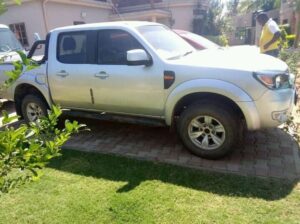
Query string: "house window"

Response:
xmin=73 ymin=21 xmax=86 ymax=25
xmin=9 ymin=23 xmax=29 ymax=46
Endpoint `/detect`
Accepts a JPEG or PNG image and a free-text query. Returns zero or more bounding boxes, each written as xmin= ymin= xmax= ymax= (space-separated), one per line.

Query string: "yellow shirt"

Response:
xmin=259 ymin=19 xmax=280 ymax=53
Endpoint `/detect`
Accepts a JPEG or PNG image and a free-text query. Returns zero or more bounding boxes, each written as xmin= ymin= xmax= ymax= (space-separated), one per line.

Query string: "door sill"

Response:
xmin=63 ymin=110 xmax=166 ymax=127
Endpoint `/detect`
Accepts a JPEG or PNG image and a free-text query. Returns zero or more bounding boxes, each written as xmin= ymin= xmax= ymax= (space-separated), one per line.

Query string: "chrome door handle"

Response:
xmin=56 ymin=70 xmax=69 ymax=77
xmin=95 ymin=71 xmax=109 ymax=79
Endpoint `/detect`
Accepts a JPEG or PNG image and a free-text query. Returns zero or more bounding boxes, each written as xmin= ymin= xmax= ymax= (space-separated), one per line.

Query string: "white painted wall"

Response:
xmin=0 ymin=1 xmax=112 ymax=47
xmin=0 ymin=0 xmax=204 ymax=48
xmin=46 ymin=2 xmax=111 ymax=31
xmin=170 ymin=5 xmax=194 ymax=31
xmin=0 ymin=1 xmax=46 ymax=47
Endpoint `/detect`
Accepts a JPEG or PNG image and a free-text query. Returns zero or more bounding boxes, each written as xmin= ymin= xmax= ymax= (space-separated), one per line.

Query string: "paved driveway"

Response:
xmin=1 ymin=101 xmax=300 ymax=180
xmin=63 ymin=114 xmax=300 ymax=180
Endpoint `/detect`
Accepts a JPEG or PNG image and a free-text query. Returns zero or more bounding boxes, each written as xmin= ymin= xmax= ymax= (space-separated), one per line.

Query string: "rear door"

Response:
xmin=47 ymin=30 xmax=98 ymax=109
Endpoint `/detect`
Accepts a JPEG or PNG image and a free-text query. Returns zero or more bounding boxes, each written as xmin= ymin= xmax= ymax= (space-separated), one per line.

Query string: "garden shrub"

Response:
xmin=279 ymin=49 xmax=300 ymax=143
xmin=0 ymin=105 xmax=85 ymax=193
xmin=279 ymin=49 xmax=300 ymax=76
xmin=0 ymin=52 xmax=86 ymax=193
xmin=279 ymin=24 xmax=295 ymax=48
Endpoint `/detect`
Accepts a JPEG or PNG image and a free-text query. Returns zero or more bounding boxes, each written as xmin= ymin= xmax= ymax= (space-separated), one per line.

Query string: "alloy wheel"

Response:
xmin=188 ymin=115 xmax=226 ymax=150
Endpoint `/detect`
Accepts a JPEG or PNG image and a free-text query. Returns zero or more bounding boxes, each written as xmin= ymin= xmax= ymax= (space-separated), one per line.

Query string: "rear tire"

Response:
xmin=177 ymin=102 xmax=238 ymax=159
xmin=21 ymin=94 xmax=48 ymax=122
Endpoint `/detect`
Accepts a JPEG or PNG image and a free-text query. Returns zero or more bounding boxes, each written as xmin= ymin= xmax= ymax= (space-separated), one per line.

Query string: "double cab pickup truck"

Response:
xmin=0 ymin=22 xmax=297 ymax=159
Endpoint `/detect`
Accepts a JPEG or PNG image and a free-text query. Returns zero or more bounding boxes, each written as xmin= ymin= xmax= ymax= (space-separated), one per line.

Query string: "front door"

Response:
xmin=92 ymin=29 xmax=164 ymax=117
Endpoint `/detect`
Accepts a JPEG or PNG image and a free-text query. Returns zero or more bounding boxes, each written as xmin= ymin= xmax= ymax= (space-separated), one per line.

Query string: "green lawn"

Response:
xmin=0 ymin=149 xmax=299 ymax=224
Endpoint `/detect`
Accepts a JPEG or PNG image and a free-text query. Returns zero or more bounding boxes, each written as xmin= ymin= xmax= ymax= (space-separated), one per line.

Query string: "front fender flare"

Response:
xmin=164 ymin=79 xmax=260 ymax=130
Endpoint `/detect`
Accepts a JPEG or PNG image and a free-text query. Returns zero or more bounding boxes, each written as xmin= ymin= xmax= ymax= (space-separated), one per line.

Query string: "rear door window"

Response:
xmin=57 ymin=31 xmax=96 ymax=64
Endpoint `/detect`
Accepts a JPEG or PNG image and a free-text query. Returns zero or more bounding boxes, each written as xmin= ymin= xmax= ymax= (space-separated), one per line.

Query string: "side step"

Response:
xmin=63 ymin=110 xmax=166 ymax=127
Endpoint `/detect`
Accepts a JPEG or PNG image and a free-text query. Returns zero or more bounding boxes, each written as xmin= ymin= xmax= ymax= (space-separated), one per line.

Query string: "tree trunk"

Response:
xmin=294 ymin=11 xmax=300 ymax=48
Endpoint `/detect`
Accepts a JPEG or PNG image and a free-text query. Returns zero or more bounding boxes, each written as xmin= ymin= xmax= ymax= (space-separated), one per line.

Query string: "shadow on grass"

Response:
xmin=48 ymin=149 xmax=299 ymax=201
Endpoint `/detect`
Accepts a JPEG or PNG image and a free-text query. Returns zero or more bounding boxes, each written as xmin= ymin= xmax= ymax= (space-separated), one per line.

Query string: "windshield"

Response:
xmin=182 ymin=32 xmax=219 ymax=49
xmin=0 ymin=28 xmax=23 ymax=53
xmin=137 ymin=25 xmax=195 ymax=60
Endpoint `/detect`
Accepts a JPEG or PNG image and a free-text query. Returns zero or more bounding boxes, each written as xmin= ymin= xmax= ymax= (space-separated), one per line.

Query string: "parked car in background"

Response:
xmin=0 ymin=24 xmax=24 ymax=62
xmin=174 ymin=29 xmax=219 ymax=50
xmin=0 ymin=22 xmax=296 ymax=159
xmin=175 ymin=29 xmax=260 ymax=55
xmin=0 ymin=24 xmax=25 ymax=96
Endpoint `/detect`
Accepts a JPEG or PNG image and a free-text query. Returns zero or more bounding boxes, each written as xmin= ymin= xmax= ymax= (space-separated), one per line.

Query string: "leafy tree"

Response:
xmin=0 ymin=104 xmax=85 ymax=193
xmin=287 ymin=0 xmax=300 ymax=47
xmin=227 ymin=0 xmax=240 ymax=16
xmin=237 ymin=0 xmax=281 ymax=13
xmin=193 ymin=0 xmax=225 ymax=36
xmin=193 ymin=0 xmax=234 ymax=46
xmin=0 ymin=0 xmax=21 ymax=15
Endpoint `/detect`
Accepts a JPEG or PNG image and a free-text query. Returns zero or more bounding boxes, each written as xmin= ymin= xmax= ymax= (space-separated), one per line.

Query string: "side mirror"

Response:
xmin=34 ymin=33 xmax=41 ymax=41
xmin=127 ymin=49 xmax=152 ymax=66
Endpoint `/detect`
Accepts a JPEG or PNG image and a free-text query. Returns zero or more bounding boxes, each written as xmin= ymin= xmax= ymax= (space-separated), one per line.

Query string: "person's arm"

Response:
xmin=264 ymin=31 xmax=281 ymax=49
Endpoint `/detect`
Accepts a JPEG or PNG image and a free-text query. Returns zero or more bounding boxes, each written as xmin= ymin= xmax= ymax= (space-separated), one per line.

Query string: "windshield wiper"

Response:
xmin=167 ymin=54 xmax=182 ymax=60
xmin=183 ymin=50 xmax=193 ymax=57
xmin=167 ymin=50 xmax=194 ymax=60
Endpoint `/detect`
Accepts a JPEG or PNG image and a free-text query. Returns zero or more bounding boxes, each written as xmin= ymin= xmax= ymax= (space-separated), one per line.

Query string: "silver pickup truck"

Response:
xmin=0 ymin=21 xmax=297 ymax=159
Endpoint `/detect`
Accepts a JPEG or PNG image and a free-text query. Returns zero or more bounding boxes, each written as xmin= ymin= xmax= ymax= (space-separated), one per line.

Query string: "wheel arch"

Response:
xmin=173 ymin=92 xmax=245 ymax=119
xmin=14 ymin=83 xmax=51 ymax=117
xmin=164 ymin=79 xmax=260 ymax=130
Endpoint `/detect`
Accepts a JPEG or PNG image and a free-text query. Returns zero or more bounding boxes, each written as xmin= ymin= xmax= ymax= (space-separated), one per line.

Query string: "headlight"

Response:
xmin=253 ymin=72 xmax=293 ymax=90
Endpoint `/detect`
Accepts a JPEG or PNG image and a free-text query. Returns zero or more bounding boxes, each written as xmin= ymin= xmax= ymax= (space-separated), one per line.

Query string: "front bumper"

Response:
xmin=254 ymin=88 xmax=296 ymax=128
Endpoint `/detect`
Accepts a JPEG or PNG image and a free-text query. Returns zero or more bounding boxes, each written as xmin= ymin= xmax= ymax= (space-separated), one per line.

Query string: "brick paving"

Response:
xmin=1 ymin=100 xmax=300 ymax=180
xmin=63 ymin=116 xmax=300 ymax=180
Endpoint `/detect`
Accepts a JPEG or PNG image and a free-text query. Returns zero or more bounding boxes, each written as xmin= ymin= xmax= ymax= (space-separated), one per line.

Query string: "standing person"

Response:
xmin=256 ymin=12 xmax=281 ymax=57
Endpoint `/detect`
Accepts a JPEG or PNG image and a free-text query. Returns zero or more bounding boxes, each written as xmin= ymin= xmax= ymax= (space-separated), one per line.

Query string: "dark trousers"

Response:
xmin=264 ymin=49 xmax=279 ymax=57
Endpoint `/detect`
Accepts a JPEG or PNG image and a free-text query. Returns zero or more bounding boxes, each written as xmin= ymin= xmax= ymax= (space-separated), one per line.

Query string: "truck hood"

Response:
xmin=171 ymin=47 xmax=288 ymax=72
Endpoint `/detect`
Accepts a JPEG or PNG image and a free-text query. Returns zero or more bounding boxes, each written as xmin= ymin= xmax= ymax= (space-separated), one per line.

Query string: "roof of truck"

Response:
xmin=51 ymin=21 xmax=159 ymax=33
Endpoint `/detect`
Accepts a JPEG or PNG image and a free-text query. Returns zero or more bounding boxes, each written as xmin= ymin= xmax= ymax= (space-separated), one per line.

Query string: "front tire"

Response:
xmin=177 ymin=102 xmax=238 ymax=159
xmin=21 ymin=94 xmax=48 ymax=122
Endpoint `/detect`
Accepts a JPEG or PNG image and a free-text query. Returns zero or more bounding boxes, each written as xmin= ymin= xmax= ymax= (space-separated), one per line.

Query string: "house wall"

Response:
xmin=0 ymin=0 xmax=112 ymax=47
xmin=113 ymin=0 xmax=209 ymax=31
xmin=45 ymin=2 xmax=111 ymax=31
xmin=0 ymin=1 xmax=46 ymax=47
xmin=0 ymin=0 xmax=210 ymax=48
xmin=169 ymin=5 xmax=194 ymax=31
xmin=8 ymin=0 xmax=292 ymax=49
xmin=280 ymin=2 xmax=295 ymax=32
xmin=229 ymin=12 xmax=254 ymax=45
